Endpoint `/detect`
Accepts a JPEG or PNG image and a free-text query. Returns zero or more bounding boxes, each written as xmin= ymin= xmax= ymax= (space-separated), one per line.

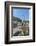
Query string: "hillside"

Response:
xmin=12 ymin=16 xmax=22 ymax=22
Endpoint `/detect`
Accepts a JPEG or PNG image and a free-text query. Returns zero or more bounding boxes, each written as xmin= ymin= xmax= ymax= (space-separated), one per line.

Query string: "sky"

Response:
xmin=12 ymin=8 xmax=29 ymax=21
